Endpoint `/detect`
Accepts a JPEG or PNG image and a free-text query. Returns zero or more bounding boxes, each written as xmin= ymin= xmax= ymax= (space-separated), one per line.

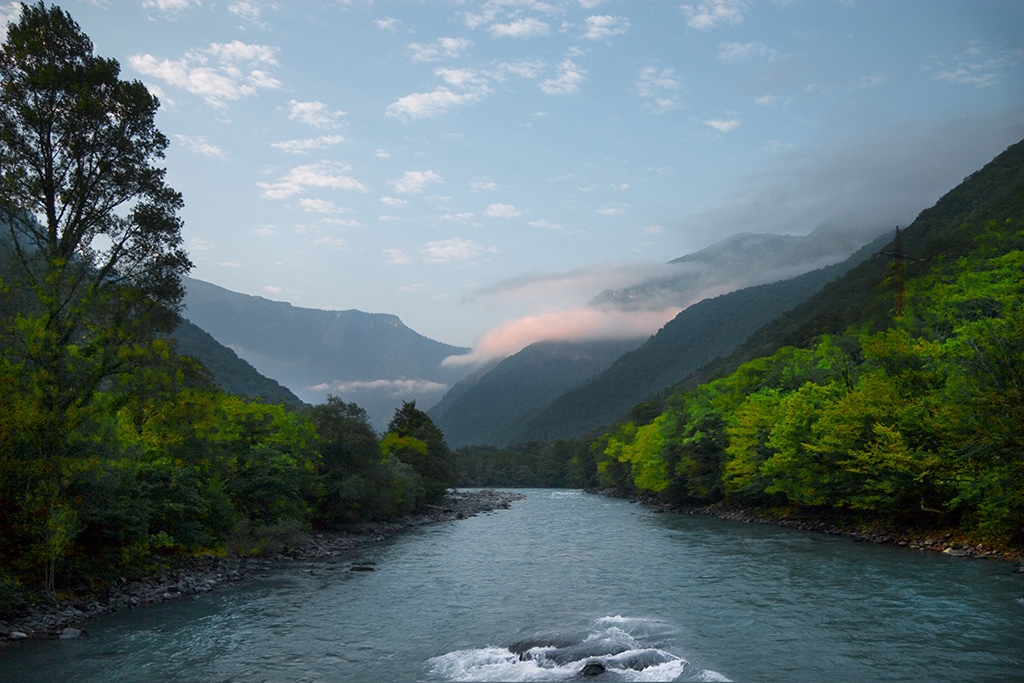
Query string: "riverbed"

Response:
xmin=1 ymin=489 xmax=1021 ymax=681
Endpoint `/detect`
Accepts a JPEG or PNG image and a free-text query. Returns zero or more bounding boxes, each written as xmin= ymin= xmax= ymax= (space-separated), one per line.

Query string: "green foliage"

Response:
xmin=570 ymin=138 xmax=1024 ymax=547
xmin=0 ymin=5 xmax=458 ymax=607
xmin=579 ymin=196 xmax=1024 ymax=547
xmin=383 ymin=401 xmax=455 ymax=502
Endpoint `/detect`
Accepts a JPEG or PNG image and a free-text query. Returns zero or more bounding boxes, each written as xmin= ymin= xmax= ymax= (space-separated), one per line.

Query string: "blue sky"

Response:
xmin=5 ymin=0 xmax=1023 ymax=361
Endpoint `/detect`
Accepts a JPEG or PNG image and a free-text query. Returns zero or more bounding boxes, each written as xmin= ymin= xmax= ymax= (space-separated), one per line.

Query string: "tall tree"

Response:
xmin=0 ymin=2 xmax=190 ymax=422
xmin=0 ymin=2 xmax=190 ymax=598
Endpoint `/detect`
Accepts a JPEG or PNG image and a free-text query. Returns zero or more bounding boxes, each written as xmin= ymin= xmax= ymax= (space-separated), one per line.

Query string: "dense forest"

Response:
xmin=0 ymin=5 xmax=455 ymax=615
xmin=459 ymin=136 xmax=1024 ymax=550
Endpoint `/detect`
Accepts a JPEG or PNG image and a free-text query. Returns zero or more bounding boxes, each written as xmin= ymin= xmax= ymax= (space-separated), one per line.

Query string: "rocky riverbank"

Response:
xmin=593 ymin=488 xmax=1024 ymax=569
xmin=0 ymin=489 xmax=524 ymax=643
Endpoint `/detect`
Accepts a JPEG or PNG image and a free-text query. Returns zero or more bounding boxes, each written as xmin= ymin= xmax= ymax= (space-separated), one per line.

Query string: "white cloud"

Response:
xmin=129 ymin=40 xmax=281 ymax=108
xmin=409 ymin=37 xmax=473 ymax=62
xmin=420 ymin=237 xmax=494 ymax=263
xmin=496 ymin=59 xmax=546 ymax=80
xmin=259 ymin=161 xmax=369 ymax=199
xmin=582 ymin=15 xmax=630 ymax=41
xmin=489 ymin=17 xmax=550 ymax=39
xmin=271 ymin=134 xmax=347 ymax=154
xmin=681 ymin=0 xmax=747 ymax=30
xmin=439 ymin=211 xmax=479 ymax=223
xmin=635 ymin=66 xmax=684 ymax=113
xmin=309 ymin=378 xmax=448 ymax=397
xmin=384 ymin=248 xmax=414 ymax=265
xmin=436 ymin=67 xmax=488 ymax=88
xmin=380 ymin=196 xmax=408 ymax=206
xmin=187 ymin=237 xmax=213 ymax=252
xmin=207 ymin=41 xmax=279 ymax=64
xmin=717 ymin=41 xmax=771 ymax=62
xmin=0 ymin=2 xmax=20 ymax=38
xmin=932 ymin=48 xmax=1015 ymax=89
xmin=286 ymin=100 xmax=346 ymax=129
xmin=143 ymin=0 xmax=198 ymax=13
xmin=298 ymin=198 xmax=346 ymax=214
xmin=529 ymin=218 xmax=569 ymax=232
xmin=540 ymin=59 xmax=586 ymax=95
xmin=442 ymin=306 xmax=679 ymax=367
xmin=596 ymin=203 xmax=629 ymax=215
xmin=386 ymin=87 xmax=487 ymax=120
xmin=393 ymin=170 xmax=444 ymax=194
xmin=376 ymin=17 xmax=400 ymax=32
xmin=228 ymin=2 xmax=265 ymax=26
xmin=173 ymin=134 xmax=226 ymax=158
xmin=470 ymin=180 xmax=498 ymax=191
xmin=484 ymin=203 xmax=522 ymax=218
xmin=313 ymin=235 xmax=346 ymax=249
xmin=704 ymin=117 xmax=740 ymax=133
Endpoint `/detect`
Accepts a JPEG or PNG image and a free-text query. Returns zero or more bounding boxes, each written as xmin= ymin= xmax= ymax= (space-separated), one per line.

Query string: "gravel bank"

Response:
xmin=0 ymin=489 xmax=525 ymax=643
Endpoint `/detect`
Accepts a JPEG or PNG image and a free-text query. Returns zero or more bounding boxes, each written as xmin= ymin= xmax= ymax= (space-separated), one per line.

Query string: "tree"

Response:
xmin=0 ymin=3 xmax=190 ymax=599
xmin=383 ymin=401 xmax=455 ymax=502
xmin=0 ymin=2 xmax=190 ymax=417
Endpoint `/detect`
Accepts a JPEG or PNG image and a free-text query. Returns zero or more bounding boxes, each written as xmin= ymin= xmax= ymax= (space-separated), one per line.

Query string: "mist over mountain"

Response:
xmin=181 ymin=278 xmax=472 ymax=428
xmin=428 ymin=226 xmax=889 ymax=448
xmin=511 ymin=232 xmax=891 ymax=444
xmin=591 ymin=224 xmax=888 ymax=312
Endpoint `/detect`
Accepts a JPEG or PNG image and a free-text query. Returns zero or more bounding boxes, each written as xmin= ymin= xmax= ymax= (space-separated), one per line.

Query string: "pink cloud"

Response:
xmin=442 ymin=306 xmax=681 ymax=367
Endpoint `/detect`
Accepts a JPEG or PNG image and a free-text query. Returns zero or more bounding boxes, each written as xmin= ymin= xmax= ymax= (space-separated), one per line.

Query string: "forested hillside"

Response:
xmin=430 ymin=338 xmax=642 ymax=448
xmin=461 ymin=138 xmax=1024 ymax=549
xmin=170 ymin=319 xmax=304 ymax=407
xmin=512 ymin=233 xmax=890 ymax=445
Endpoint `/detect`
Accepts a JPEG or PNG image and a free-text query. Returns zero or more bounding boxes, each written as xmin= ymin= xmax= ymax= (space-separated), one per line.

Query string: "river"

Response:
xmin=1 ymin=489 xmax=1022 ymax=682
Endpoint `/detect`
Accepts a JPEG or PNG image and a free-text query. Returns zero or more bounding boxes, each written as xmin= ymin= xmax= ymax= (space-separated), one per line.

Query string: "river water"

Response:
xmin=1 ymin=489 xmax=1022 ymax=682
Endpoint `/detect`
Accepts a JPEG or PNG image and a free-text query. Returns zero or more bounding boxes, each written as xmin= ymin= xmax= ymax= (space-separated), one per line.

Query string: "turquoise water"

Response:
xmin=1 ymin=489 xmax=1021 ymax=681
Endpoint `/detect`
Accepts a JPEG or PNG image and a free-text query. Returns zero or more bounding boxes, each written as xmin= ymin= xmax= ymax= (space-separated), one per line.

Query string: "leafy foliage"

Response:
xmin=0 ymin=7 xmax=460 ymax=613
xmin=573 ymin=137 xmax=1024 ymax=548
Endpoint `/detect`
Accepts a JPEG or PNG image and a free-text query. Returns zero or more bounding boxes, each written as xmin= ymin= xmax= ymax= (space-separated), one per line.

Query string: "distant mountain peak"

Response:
xmin=180 ymin=277 xmax=472 ymax=427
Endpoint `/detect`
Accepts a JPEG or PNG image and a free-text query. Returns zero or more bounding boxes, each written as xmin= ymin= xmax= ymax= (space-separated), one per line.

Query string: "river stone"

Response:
xmin=9 ymin=631 xmax=29 ymax=640
xmin=59 ymin=627 xmax=83 ymax=639
xmin=580 ymin=660 xmax=606 ymax=676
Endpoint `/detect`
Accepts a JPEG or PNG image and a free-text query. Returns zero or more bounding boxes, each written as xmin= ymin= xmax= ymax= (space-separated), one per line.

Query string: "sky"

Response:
xmin=3 ymin=0 xmax=1023 ymax=364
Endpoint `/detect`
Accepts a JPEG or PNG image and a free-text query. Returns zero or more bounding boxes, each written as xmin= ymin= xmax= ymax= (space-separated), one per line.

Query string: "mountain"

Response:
xmin=425 ymin=227 xmax=889 ymax=448
xmin=509 ymin=233 xmax=889 ymax=444
xmin=180 ymin=277 xmax=472 ymax=427
xmin=591 ymin=223 xmax=886 ymax=312
xmin=170 ymin=319 xmax=304 ymax=407
xmin=679 ymin=136 xmax=1024 ymax=391
xmin=429 ymin=337 xmax=643 ymax=448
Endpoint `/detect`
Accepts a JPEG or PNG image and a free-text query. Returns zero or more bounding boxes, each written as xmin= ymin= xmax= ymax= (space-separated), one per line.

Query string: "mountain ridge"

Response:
xmin=181 ymin=276 xmax=472 ymax=427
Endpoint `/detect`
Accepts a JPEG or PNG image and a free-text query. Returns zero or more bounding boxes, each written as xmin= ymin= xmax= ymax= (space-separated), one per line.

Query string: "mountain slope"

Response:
xmin=591 ymin=223 xmax=886 ymax=311
xmin=510 ymin=234 xmax=888 ymax=444
xmin=680 ymin=136 xmax=1024 ymax=391
xmin=170 ymin=319 xmax=304 ymax=407
xmin=181 ymin=277 xmax=472 ymax=426
xmin=429 ymin=338 xmax=643 ymax=448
